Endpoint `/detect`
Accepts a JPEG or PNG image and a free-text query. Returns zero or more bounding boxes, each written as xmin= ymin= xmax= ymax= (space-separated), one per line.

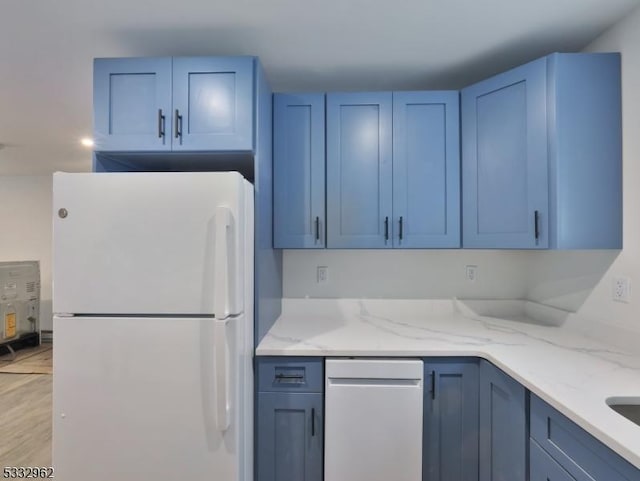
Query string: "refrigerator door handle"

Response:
xmin=214 ymin=318 xmax=230 ymax=432
xmin=213 ymin=206 xmax=235 ymax=318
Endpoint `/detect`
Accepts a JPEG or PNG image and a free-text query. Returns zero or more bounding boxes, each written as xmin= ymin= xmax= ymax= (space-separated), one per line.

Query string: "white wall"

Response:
xmin=526 ymin=6 xmax=640 ymax=331
xmin=0 ymin=176 xmax=53 ymax=330
xmin=284 ymin=250 xmax=529 ymax=300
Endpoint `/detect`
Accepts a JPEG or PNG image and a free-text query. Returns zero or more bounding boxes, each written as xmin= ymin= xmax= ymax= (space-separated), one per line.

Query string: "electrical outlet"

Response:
xmin=612 ymin=277 xmax=631 ymax=303
xmin=466 ymin=265 xmax=478 ymax=283
xmin=317 ymin=266 xmax=329 ymax=285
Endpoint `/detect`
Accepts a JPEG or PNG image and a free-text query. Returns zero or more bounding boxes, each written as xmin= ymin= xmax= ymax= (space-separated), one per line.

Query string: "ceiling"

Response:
xmin=1 ymin=0 xmax=638 ymax=175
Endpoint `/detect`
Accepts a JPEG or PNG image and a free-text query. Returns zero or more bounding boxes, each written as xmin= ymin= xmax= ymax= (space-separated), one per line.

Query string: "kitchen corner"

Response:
xmin=257 ymin=297 xmax=640 ymax=472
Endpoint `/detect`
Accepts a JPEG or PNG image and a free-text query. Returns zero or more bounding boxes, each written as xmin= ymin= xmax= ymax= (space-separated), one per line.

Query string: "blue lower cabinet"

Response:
xmin=256 ymin=357 xmax=324 ymax=481
xmin=257 ymin=392 xmax=323 ymax=481
xmin=531 ymin=439 xmax=577 ymax=481
xmin=530 ymin=394 xmax=640 ymax=481
xmin=479 ymin=360 xmax=527 ymax=481
xmin=423 ymin=359 xmax=479 ymax=481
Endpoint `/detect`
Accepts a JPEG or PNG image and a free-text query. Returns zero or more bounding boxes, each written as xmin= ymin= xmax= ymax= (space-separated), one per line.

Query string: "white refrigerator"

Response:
xmin=52 ymin=171 xmax=254 ymax=481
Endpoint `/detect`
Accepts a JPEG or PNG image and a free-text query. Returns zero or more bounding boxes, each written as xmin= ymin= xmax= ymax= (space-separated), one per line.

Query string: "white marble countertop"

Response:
xmin=256 ymin=298 xmax=640 ymax=470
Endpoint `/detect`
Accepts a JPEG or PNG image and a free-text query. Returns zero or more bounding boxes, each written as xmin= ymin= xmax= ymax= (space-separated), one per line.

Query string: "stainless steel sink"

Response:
xmin=607 ymin=398 xmax=640 ymax=426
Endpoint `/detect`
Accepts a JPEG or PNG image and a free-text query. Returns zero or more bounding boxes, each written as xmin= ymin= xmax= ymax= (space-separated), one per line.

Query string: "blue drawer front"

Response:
xmin=530 ymin=395 xmax=640 ymax=481
xmin=530 ymin=439 xmax=578 ymax=481
xmin=257 ymin=357 xmax=324 ymax=393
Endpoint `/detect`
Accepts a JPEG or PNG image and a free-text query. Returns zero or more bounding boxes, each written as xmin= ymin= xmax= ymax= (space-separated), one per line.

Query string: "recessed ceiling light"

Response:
xmin=80 ymin=137 xmax=94 ymax=147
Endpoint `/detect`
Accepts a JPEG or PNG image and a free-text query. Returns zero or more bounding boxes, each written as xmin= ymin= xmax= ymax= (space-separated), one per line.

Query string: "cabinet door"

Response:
xmin=326 ymin=92 xmax=393 ymax=248
xmin=93 ymin=57 xmax=172 ymax=151
xmin=479 ymin=360 xmax=527 ymax=481
xmin=273 ymin=93 xmax=326 ymax=248
xmin=530 ymin=440 xmax=578 ymax=481
xmin=423 ymin=359 xmax=479 ymax=481
xmin=462 ymin=57 xmax=549 ymax=248
xmin=257 ymin=392 xmax=323 ymax=481
xmin=172 ymin=57 xmax=254 ymax=152
xmin=393 ymin=92 xmax=460 ymax=248
xmin=530 ymin=394 xmax=640 ymax=481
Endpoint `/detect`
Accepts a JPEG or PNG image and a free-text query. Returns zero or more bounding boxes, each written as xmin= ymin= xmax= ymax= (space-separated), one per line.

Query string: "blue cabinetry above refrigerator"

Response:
xmin=94 ymin=56 xmax=256 ymax=153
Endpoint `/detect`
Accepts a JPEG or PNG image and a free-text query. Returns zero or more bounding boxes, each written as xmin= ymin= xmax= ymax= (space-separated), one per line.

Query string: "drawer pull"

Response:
xmin=275 ymin=373 xmax=305 ymax=384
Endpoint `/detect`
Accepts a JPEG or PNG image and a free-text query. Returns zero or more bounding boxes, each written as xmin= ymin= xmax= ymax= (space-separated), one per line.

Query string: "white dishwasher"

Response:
xmin=325 ymin=358 xmax=424 ymax=481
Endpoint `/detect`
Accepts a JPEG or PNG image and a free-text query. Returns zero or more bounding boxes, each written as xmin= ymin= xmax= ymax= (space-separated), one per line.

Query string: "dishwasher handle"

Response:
xmin=327 ymin=377 xmax=421 ymax=387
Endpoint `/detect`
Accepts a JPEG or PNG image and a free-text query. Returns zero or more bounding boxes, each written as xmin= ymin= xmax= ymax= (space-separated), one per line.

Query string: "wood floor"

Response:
xmin=0 ymin=350 xmax=52 ymax=468
xmin=0 ymin=345 xmax=53 ymax=374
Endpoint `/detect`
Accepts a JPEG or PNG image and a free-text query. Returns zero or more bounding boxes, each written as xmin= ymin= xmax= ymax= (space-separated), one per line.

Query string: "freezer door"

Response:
xmin=53 ymin=172 xmax=250 ymax=316
xmin=53 ymin=314 xmax=253 ymax=481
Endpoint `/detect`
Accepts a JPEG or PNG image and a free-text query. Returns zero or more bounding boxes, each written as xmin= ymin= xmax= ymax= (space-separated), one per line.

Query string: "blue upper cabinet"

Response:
xmin=462 ymin=57 xmax=549 ymax=249
xmin=327 ymin=92 xmax=393 ymax=248
xmin=172 ymin=57 xmax=254 ymax=152
xmin=462 ymin=52 xmax=622 ymax=249
xmin=94 ymin=57 xmax=173 ymax=152
xmin=273 ymin=93 xmax=326 ymax=248
xmin=94 ymin=57 xmax=255 ymax=153
xmin=547 ymin=53 xmax=622 ymax=249
xmin=393 ymin=92 xmax=460 ymax=248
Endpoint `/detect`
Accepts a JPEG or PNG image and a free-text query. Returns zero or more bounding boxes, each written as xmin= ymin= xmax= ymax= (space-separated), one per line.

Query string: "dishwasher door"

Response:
xmin=325 ymin=358 xmax=424 ymax=481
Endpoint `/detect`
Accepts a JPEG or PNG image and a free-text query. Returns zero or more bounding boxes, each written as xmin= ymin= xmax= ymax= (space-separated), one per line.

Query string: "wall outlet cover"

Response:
xmin=317 ymin=266 xmax=329 ymax=285
xmin=466 ymin=265 xmax=478 ymax=282
xmin=612 ymin=276 xmax=631 ymax=303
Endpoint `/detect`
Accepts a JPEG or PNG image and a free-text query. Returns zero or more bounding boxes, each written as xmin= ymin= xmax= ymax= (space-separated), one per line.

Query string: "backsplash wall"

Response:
xmin=283 ymin=250 xmax=529 ymax=300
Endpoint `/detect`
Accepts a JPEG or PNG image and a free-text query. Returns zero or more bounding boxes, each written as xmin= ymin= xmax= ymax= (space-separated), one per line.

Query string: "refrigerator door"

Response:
xmin=53 ymin=314 xmax=253 ymax=481
xmin=53 ymin=172 xmax=249 ymax=316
